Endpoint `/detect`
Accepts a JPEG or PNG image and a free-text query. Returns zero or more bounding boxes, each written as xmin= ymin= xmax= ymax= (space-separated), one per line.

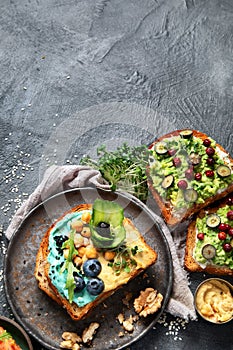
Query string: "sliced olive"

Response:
xmin=155 ymin=141 xmax=168 ymax=155
xmin=206 ymin=213 xmax=221 ymax=228
xmin=201 ymin=244 xmax=216 ymax=260
xmin=216 ymin=165 xmax=231 ymax=177
xmin=184 ymin=188 xmax=198 ymax=202
xmin=189 ymin=153 xmax=201 ymax=166
xmin=162 ymin=175 xmax=174 ymax=189
xmin=179 ymin=129 xmax=193 ymax=139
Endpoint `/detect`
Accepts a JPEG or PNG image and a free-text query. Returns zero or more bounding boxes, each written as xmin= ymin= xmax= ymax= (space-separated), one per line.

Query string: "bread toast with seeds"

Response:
xmin=147 ymin=129 xmax=233 ymax=226
xmin=35 ymin=203 xmax=157 ymax=321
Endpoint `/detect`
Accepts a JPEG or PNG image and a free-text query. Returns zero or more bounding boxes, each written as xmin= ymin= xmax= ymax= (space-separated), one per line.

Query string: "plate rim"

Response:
xmin=4 ymin=187 xmax=173 ymax=350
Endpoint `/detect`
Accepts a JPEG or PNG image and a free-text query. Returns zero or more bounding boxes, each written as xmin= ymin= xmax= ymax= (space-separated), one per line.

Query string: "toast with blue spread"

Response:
xmin=35 ymin=200 xmax=158 ymax=320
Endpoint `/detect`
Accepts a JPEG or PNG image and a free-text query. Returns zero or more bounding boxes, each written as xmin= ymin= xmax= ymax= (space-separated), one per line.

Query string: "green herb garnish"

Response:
xmin=80 ymin=143 xmax=149 ymax=201
xmin=0 ymin=330 xmax=12 ymax=341
xmin=108 ymin=245 xmax=142 ymax=275
xmin=60 ymin=229 xmax=79 ymax=303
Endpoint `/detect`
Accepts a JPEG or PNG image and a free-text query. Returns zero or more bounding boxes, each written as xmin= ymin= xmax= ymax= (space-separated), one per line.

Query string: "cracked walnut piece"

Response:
xmin=82 ymin=322 xmax=100 ymax=344
xmin=133 ymin=287 xmax=163 ymax=317
xmin=62 ymin=332 xmax=82 ymax=343
xmin=60 ymin=323 xmax=99 ymax=349
xmin=60 ymin=332 xmax=82 ymax=350
xmin=60 ymin=340 xmax=81 ymax=350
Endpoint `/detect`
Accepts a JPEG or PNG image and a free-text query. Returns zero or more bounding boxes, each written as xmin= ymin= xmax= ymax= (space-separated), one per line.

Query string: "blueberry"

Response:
xmin=86 ymin=277 xmax=104 ymax=295
xmin=83 ymin=259 xmax=102 ymax=277
xmin=73 ymin=273 xmax=85 ymax=292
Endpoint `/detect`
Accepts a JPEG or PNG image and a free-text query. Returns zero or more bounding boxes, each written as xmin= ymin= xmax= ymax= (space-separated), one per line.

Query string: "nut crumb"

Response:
xmin=60 ymin=340 xmax=73 ymax=349
xmin=122 ymin=314 xmax=137 ymax=332
xmin=117 ymin=313 xmax=124 ymax=324
xmin=60 ymin=323 xmax=99 ymax=349
xmin=122 ymin=319 xmax=134 ymax=332
xmin=62 ymin=332 xmax=82 ymax=343
xmin=122 ymin=292 xmax=133 ymax=307
xmin=82 ymin=322 xmax=100 ymax=344
xmin=134 ymin=288 xmax=163 ymax=317
xmin=118 ymin=331 xmax=125 ymax=337
xmin=132 ymin=314 xmax=139 ymax=322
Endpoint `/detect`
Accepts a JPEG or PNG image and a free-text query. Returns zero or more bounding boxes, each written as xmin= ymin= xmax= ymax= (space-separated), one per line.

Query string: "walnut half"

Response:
xmin=133 ymin=287 xmax=163 ymax=317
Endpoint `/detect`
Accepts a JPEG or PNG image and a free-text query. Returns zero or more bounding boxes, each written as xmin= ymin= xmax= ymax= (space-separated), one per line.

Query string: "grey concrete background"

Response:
xmin=0 ymin=0 xmax=233 ymax=349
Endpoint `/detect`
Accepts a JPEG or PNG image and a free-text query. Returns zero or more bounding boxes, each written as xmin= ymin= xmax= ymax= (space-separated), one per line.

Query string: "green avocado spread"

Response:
xmin=194 ymin=205 xmax=233 ymax=269
xmin=149 ymin=132 xmax=233 ymax=214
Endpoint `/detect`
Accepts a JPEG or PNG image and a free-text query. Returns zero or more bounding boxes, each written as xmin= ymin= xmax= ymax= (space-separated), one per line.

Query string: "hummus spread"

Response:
xmin=195 ymin=279 xmax=233 ymax=323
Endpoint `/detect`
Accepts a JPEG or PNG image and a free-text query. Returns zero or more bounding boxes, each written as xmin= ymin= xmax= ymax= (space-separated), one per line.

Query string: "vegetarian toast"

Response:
xmin=35 ymin=200 xmax=158 ymax=321
xmin=147 ymin=129 xmax=233 ymax=226
xmin=184 ymin=195 xmax=233 ymax=275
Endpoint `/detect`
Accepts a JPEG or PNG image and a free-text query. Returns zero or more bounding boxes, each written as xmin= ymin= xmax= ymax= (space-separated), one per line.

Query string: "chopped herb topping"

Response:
xmin=108 ymin=245 xmax=142 ymax=275
xmin=0 ymin=330 xmax=12 ymax=341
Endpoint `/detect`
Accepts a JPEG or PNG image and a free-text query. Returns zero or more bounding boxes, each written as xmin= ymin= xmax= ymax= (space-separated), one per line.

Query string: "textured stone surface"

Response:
xmin=0 ymin=0 xmax=233 ymax=349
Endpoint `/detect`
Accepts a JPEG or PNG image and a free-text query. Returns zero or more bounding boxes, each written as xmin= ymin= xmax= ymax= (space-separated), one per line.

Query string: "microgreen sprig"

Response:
xmin=108 ymin=245 xmax=142 ymax=275
xmin=80 ymin=143 xmax=149 ymax=201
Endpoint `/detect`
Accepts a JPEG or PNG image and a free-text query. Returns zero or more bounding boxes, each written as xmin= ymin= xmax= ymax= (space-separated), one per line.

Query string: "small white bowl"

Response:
xmin=194 ymin=278 xmax=233 ymax=324
xmin=0 ymin=316 xmax=33 ymax=350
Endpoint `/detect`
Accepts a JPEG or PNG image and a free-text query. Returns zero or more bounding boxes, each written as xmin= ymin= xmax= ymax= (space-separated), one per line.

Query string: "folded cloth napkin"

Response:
xmin=5 ymin=165 xmax=197 ymax=321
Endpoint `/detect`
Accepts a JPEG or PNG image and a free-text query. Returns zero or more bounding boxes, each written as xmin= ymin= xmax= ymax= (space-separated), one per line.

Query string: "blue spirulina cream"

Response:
xmin=47 ymin=210 xmax=97 ymax=307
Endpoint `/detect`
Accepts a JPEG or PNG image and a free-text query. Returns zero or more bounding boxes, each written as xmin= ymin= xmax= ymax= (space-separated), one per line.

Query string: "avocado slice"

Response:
xmin=90 ymin=199 xmax=126 ymax=249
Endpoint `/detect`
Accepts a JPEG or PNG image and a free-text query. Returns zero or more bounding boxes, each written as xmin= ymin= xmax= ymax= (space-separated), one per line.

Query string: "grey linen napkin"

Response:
xmin=5 ymin=165 xmax=197 ymax=320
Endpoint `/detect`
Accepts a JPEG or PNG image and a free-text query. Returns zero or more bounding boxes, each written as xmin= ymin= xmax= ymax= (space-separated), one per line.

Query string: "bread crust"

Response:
xmin=147 ymin=129 xmax=233 ymax=226
xmin=35 ymin=204 xmax=157 ymax=320
xmin=184 ymin=196 xmax=233 ymax=276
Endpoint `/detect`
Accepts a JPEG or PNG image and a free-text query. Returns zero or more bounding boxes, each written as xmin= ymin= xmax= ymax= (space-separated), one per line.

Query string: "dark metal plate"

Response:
xmin=4 ymin=188 xmax=173 ymax=350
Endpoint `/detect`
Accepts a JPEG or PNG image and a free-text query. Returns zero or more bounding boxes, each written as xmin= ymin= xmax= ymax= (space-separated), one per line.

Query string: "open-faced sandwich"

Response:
xmin=147 ymin=129 xmax=233 ymax=226
xmin=35 ymin=199 xmax=158 ymax=321
xmin=184 ymin=195 xmax=233 ymax=275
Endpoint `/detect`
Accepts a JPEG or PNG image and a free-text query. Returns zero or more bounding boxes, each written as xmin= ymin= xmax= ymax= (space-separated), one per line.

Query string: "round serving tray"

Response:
xmin=4 ymin=188 xmax=173 ymax=350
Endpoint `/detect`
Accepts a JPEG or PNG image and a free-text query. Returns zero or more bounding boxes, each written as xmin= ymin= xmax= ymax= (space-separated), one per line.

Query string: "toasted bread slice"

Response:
xmin=184 ymin=195 xmax=233 ymax=275
xmin=147 ymin=129 xmax=233 ymax=226
xmin=35 ymin=203 xmax=157 ymax=321
xmin=35 ymin=233 xmax=63 ymax=306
